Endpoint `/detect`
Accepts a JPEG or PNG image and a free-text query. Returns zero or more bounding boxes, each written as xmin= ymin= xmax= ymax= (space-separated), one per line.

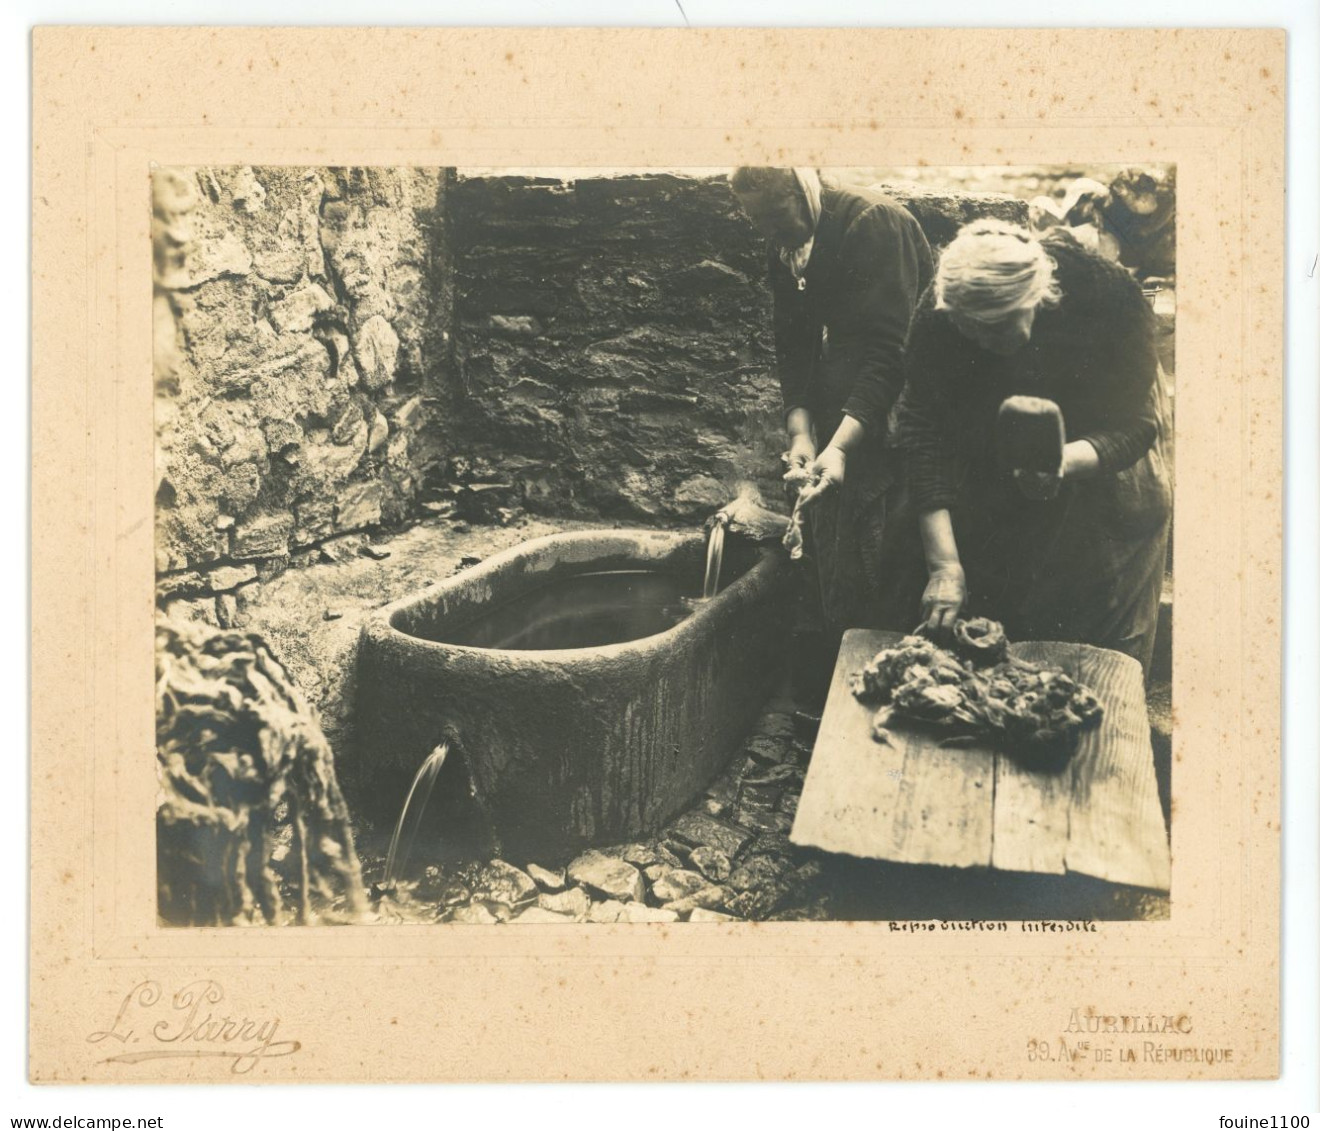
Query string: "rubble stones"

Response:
xmin=874 ymin=182 xmax=1028 ymax=250
xmin=350 ymin=682 xmax=855 ymax=925
xmin=228 ymin=167 xmax=267 ymax=214
xmin=688 ymin=908 xmax=739 ymax=923
xmin=728 ymin=855 xmax=787 ymax=893
xmin=622 ymin=843 xmax=680 ymax=869
xmin=786 ymin=860 xmax=825 ymax=892
xmin=757 ymin=709 xmax=797 ymax=743
xmin=567 ymin=851 xmax=645 ymax=903
xmin=586 ymin=900 xmax=626 ymax=924
xmin=487 ymin=315 xmax=542 ymax=338
xmin=619 ymin=904 xmax=679 ymax=924
xmin=738 ymin=780 xmax=785 ymax=811
xmin=538 ymin=888 xmax=590 ymax=921
xmin=233 ymin=514 xmax=293 ymax=559
xmin=744 ymin=732 xmax=795 ymax=766
xmin=215 ymin=593 xmax=240 ymax=628
xmin=733 ymin=804 xmax=794 ymax=836
xmin=688 ymin=847 xmax=732 ymax=883
xmin=661 ymin=885 xmax=733 ymax=916
xmin=153 ymin=165 xmax=439 ymax=576
xmin=438 ymin=882 xmax=471 ymax=907
xmin=673 ymin=474 xmax=728 ymax=511
xmin=526 ymin=863 xmax=567 ymax=892
xmin=725 ymin=888 xmax=785 ymax=922
xmin=353 ymin=316 xmax=400 ymax=391
xmin=268 ymin=282 xmax=335 ymax=334
xmin=701 ymin=774 xmax=739 ymax=818
xmin=393 ymin=396 xmax=424 ymax=430
xmin=336 ymin=482 xmax=384 ymax=531
xmin=206 ymin=564 xmax=258 ymax=592
xmin=472 ymin=860 xmax=538 ymax=909
xmin=748 ymin=831 xmax=795 ymax=859
xmin=658 ymin=839 xmax=692 ymax=865
xmin=448 ymin=902 xmax=501 ymax=925
xmin=510 ymin=906 xmax=576 ymax=924
xmin=665 ymin=812 xmax=752 ymax=859
xmin=448 ymin=173 xmax=783 ymax=521
xmin=648 ymin=868 xmax=706 ymax=904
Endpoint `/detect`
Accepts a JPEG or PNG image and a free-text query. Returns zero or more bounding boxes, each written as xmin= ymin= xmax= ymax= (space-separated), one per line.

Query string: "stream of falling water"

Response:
xmin=702 ymin=519 xmax=726 ymax=599
xmin=383 ymin=741 xmax=450 ymax=890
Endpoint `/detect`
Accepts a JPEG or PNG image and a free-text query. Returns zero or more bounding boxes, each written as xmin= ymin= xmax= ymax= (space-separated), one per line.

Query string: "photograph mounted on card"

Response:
xmin=30 ymin=26 xmax=1282 ymax=1082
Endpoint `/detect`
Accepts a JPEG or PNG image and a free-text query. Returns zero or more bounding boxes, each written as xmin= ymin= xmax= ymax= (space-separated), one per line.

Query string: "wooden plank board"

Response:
xmin=989 ymin=639 xmax=1091 ymax=877
xmin=990 ymin=755 xmax=1072 ymax=875
xmin=1017 ymin=641 xmax=1170 ymax=893
xmin=790 ymin=630 xmax=996 ymax=867
xmin=792 ymin=629 xmax=1171 ymax=893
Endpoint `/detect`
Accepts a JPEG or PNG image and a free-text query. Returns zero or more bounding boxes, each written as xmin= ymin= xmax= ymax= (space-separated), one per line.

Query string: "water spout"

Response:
xmin=703 ymin=515 xmax=727 ymax=599
xmin=383 ymin=742 xmax=450 ymax=890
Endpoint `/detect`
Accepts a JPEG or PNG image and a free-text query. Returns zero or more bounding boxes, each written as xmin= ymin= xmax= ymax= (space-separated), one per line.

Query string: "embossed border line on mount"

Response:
xmin=85 ymin=122 xmax=1263 ymax=966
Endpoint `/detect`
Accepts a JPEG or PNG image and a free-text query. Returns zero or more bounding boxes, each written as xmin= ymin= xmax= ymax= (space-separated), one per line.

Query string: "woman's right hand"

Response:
xmin=785 ymin=432 xmax=817 ymax=475
xmin=920 ymin=565 xmax=967 ymax=639
xmin=783 ymin=433 xmax=818 ymax=501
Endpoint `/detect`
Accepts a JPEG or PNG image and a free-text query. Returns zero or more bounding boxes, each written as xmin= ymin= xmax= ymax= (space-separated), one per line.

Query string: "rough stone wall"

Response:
xmin=447 ymin=173 xmax=785 ymax=521
xmin=153 ymin=166 xmax=449 ymax=612
xmin=153 ymin=166 xmax=1029 ymax=614
xmin=447 ymin=173 xmax=1027 ymax=522
xmin=873 ymin=182 xmax=1027 ymax=251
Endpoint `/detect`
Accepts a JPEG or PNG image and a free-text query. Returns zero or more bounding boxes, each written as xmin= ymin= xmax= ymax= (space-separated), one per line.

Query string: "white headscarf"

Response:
xmin=934 ymin=219 xmax=1062 ymax=321
xmin=778 ymin=167 xmax=822 ymax=281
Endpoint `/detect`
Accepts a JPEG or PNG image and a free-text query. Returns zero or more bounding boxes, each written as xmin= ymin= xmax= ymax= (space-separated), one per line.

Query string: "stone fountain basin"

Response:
xmin=354 ymin=528 xmax=792 ymax=863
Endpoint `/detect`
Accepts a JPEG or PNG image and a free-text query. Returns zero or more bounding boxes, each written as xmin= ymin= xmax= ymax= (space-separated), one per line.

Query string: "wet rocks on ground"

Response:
xmin=358 ymin=683 xmax=1172 ymax=924
xmin=363 ymin=698 xmax=832 ymax=924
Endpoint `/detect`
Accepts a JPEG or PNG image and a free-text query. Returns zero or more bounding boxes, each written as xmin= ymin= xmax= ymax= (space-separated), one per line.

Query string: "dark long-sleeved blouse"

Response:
xmin=770 ymin=185 xmax=934 ymax=445
xmin=894 ymin=230 xmax=1160 ymax=514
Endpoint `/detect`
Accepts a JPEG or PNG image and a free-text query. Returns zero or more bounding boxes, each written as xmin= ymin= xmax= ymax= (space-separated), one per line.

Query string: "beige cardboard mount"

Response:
xmin=31 ymin=28 xmax=1282 ymax=1082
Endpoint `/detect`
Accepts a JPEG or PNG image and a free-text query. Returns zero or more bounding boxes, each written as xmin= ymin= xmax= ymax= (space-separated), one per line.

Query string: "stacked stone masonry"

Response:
xmin=153 ymin=166 xmax=450 ymax=608
xmin=154 ymin=168 xmax=1027 ymax=606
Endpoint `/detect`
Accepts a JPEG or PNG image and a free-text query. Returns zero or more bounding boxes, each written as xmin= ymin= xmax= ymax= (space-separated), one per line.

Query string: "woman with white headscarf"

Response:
xmin=729 ymin=167 xmax=934 ymax=635
xmin=894 ymin=219 xmax=1172 ymax=673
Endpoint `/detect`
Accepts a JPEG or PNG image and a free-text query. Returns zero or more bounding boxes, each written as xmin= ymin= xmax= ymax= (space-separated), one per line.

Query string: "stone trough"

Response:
xmin=355 ymin=529 xmax=792 ymax=863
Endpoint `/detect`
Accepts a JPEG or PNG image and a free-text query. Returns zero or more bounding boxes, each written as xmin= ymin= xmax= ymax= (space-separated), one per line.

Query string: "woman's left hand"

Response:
xmin=1014 ymin=439 xmax=1101 ymax=499
xmin=798 ymin=446 xmax=846 ymax=508
xmin=1013 ymin=467 xmax=1063 ymax=501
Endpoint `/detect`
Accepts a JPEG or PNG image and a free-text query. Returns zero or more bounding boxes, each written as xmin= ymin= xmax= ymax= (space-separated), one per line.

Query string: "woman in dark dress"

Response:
xmin=894 ymin=219 xmax=1172 ymax=673
xmin=729 ymin=167 xmax=934 ymax=632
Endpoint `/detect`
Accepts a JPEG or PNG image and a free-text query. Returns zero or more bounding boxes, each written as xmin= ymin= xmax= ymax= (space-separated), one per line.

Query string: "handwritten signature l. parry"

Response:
xmin=87 ymin=980 xmax=300 ymax=1074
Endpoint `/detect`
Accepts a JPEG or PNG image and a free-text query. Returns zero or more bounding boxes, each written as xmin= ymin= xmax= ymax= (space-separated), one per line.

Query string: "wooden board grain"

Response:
xmin=790 ymin=630 xmax=995 ymax=867
xmin=1020 ymin=642 xmax=1171 ymax=893
xmin=792 ymin=629 xmax=1171 ymax=893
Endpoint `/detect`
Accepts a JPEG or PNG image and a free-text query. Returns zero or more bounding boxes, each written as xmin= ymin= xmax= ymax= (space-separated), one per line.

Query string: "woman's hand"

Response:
xmin=1013 ymin=439 xmax=1102 ymax=499
xmin=797 ymin=445 xmax=846 ymax=509
xmin=785 ymin=432 xmax=817 ymax=475
xmin=920 ymin=565 xmax=967 ymax=639
xmin=1013 ymin=467 xmax=1063 ymax=501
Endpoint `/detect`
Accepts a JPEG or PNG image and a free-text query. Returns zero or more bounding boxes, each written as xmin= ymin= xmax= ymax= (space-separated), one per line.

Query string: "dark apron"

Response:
xmin=957 ymin=376 xmax=1173 ymax=673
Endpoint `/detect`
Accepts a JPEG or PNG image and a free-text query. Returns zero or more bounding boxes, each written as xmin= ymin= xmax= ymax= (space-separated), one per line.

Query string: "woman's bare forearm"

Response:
xmin=918 ymin=508 xmax=962 ymax=573
xmin=825 ymin=413 xmax=866 ymax=456
xmin=1062 ymin=439 xmax=1101 ymax=479
xmin=917 ymin=508 xmax=967 ymax=634
xmin=785 ymin=407 xmax=814 ymax=441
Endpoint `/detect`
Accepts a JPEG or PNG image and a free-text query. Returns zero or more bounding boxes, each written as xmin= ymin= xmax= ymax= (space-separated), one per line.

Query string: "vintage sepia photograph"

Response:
xmin=153 ymin=162 xmax=1176 ymax=928
xmin=34 ymin=22 xmax=1291 ymax=1092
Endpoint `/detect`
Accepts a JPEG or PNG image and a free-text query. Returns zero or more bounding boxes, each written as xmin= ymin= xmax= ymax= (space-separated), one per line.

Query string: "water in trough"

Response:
xmin=440 ymin=569 xmax=700 ymax=651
